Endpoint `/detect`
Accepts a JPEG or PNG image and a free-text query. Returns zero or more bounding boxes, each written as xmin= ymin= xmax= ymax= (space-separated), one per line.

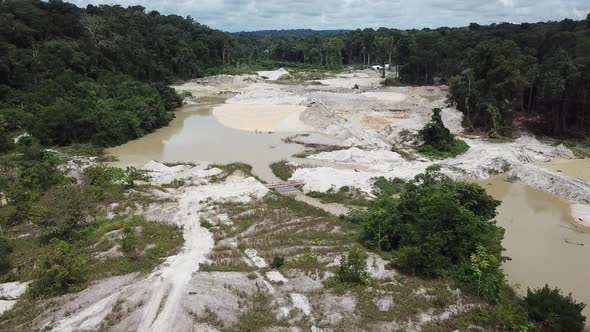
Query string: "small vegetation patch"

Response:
xmin=227 ymin=290 xmax=277 ymax=332
xmin=418 ymin=108 xmax=469 ymax=159
xmin=308 ymin=186 xmax=372 ymax=207
xmin=270 ymin=160 xmax=294 ymax=181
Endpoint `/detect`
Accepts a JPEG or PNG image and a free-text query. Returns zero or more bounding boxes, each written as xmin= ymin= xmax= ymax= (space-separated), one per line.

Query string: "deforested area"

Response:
xmin=1 ymin=0 xmax=590 ymax=331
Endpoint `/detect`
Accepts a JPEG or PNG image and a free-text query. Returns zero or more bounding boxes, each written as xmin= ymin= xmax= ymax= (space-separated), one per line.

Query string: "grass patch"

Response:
xmin=270 ymin=160 xmax=293 ymax=181
xmin=307 ymin=186 xmax=372 ymax=207
xmin=418 ymin=138 xmax=469 ymax=160
xmin=84 ymin=216 xmax=184 ymax=279
xmin=227 ymin=289 xmax=276 ymax=332
xmin=558 ymin=137 xmax=590 ymax=158
xmin=210 ymin=163 xmax=264 ymax=183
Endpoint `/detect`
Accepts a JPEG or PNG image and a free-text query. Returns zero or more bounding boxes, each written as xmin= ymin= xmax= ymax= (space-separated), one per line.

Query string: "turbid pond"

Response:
xmin=107 ymin=101 xmax=304 ymax=182
xmin=480 ymin=176 xmax=590 ymax=322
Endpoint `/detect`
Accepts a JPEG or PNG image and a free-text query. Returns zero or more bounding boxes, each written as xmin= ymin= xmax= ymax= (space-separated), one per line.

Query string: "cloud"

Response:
xmin=64 ymin=0 xmax=590 ymax=32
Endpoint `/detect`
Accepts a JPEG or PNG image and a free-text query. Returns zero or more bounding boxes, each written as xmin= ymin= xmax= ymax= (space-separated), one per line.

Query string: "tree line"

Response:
xmin=234 ymin=17 xmax=590 ymax=136
xmin=0 ymin=0 xmax=236 ymax=147
xmin=2 ymin=1 xmax=589 ymax=144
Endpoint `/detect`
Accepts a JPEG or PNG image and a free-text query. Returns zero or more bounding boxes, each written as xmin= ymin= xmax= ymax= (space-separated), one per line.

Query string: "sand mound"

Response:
xmin=257 ymin=68 xmax=291 ymax=80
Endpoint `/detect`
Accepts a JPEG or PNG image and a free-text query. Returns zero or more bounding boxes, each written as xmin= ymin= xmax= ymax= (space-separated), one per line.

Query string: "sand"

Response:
xmin=212 ymin=104 xmax=309 ymax=132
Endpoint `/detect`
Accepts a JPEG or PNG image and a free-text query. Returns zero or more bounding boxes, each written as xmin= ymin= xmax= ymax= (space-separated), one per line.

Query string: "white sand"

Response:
xmin=49 ymin=161 xmax=269 ymax=332
xmin=0 ymin=281 xmax=28 ymax=314
xmin=266 ymin=271 xmax=288 ymax=284
xmin=244 ymin=249 xmax=268 ymax=268
xmin=290 ymin=293 xmax=312 ymax=316
xmin=257 ymin=68 xmax=291 ymax=80
xmin=213 ymin=104 xmax=309 ymax=132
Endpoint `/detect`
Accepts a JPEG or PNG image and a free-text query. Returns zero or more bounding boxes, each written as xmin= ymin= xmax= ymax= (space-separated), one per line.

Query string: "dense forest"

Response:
xmin=234 ymin=18 xmax=590 ymax=136
xmin=1 ymin=0 xmax=589 ymax=145
xmin=0 ymin=0 xmax=235 ymax=147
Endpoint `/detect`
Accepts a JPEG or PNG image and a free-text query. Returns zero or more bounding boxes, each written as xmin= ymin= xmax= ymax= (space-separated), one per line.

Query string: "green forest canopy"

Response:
xmin=1 ymin=0 xmax=590 ymax=147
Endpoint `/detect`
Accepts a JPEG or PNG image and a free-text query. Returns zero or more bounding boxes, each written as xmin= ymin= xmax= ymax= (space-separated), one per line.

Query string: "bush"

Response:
xmin=0 ymin=115 xmax=14 ymax=153
xmin=337 ymin=246 xmax=369 ymax=285
xmin=270 ymin=255 xmax=285 ymax=269
xmin=34 ymin=185 xmax=98 ymax=240
xmin=270 ymin=160 xmax=293 ymax=181
xmin=352 ymin=168 xmax=503 ymax=281
xmin=82 ymin=164 xmax=131 ymax=189
xmin=473 ymin=301 xmax=532 ymax=332
xmin=524 ymin=285 xmax=586 ymax=332
xmin=121 ymin=225 xmax=140 ymax=259
xmin=28 ymin=239 xmax=87 ymax=298
xmin=418 ymin=108 xmax=469 ymax=159
xmin=16 ymin=141 xmax=64 ymax=190
xmin=0 ymin=235 xmax=12 ymax=274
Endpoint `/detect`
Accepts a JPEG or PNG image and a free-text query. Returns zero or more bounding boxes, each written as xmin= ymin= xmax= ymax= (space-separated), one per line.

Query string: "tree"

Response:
xmin=418 ymin=108 xmax=469 ymax=158
xmin=467 ymin=246 xmax=505 ymax=303
xmin=524 ymin=285 xmax=586 ymax=332
xmin=337 ymin=246 xmax=369 ymax=285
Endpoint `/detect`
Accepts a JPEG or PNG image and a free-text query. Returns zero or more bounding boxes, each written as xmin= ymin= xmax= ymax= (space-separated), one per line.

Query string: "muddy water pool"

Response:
xmin=480 ymin=177 xmax=590 ymax=325
xmin=107 ymin=102 xmax=305 ymax=182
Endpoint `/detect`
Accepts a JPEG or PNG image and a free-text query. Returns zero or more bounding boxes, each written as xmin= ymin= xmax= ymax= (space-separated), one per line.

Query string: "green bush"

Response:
xmin=270 ymin=255 xmax=285 ymax=269
xmin=524 ymin=285 xmax=586 ymax=332
xmin=351 ymin=168 xmax=503 ymax=282
xmin=0 ymin=235 xmax=12 ymax=274
xmin=121 ymin=225 xmax=140 ymax=259
xmin=16 ymin=140 xmax=64 ymax=191
xmin=473 ymin=301 xmax=532 ymax=332
xmin=82 ymin=164 xmax=131 ymax=189
xmin=337 ymin=246 xmax=369 ymax=285
xmin=34 ymin=185 xmax=98 ymax=240
xmin=418 ymin=108 xmax=469 ymax=159
xmin=270 ymin=160 xmax=293 ymax=181
xmin=28 ymin=239 xmax=87 ymax=298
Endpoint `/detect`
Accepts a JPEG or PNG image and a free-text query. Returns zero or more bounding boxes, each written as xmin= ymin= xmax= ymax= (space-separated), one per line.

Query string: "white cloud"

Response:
xmin=64 ymin=0 xmax=590 ymax=32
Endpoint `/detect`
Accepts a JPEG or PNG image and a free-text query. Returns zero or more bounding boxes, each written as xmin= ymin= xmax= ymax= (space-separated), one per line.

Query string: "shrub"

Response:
xmin=337 ymin=246 xmax=369 ymax=285
xmin=28 ymin=239 xmax=87 ymax=298
xmin=473 ymin=301 xmax=532 ymax=332
xmin=270 ymin=160 xmax=293 ymax=181
xmin=352 ymin=168 xmax=503 ymax=281
xmin=121 ymin=225 xmax=139 ymax=259
xmin=524 ymin=285 xmax=586 ymax=332
xmin=82 ymin=164 xmax=131 ymax=188
xmin=0 ymin=235 xmax=12 ymax=274
xmin=34 ymin=185 xmax=98 ymax=240
xmin=270 ymin=255 xmax=285 ymax=269
xmin=418 ymin=108 xmax=469 ymax=159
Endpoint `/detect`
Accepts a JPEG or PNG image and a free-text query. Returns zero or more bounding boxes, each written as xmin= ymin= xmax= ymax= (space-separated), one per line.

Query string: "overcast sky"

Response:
xmin=65 ymin=0 xmax=590 ymax=32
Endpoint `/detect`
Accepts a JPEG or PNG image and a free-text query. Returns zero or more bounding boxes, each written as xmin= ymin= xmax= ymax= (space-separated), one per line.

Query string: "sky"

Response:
xmin=65 ymin=0 xmax=590 ymax=32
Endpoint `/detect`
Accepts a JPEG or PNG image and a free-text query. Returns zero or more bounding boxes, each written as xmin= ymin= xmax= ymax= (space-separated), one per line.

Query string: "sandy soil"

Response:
xmin=213 ymin=104 xmax=309 ymax=132
xmin=42 ymin=162 xmax=269 ymax=332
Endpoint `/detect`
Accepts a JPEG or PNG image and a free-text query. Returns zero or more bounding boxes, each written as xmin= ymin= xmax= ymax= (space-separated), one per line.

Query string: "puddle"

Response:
xmin=543 ymin=158 xmax=590 ymax=182
xmin=106 ymin=101 xmax=305 ymax=182
xmin=480 ymin=177 xmax=590 ymax=324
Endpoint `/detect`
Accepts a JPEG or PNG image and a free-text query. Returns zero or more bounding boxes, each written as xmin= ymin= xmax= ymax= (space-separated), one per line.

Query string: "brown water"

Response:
xmin=106 ymin=101 xmax=304 ymax=182
xmin=543 ymin=158 xmax=590 ymax=182
xmin=480 ymin=177 xmax=590 ymax=326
